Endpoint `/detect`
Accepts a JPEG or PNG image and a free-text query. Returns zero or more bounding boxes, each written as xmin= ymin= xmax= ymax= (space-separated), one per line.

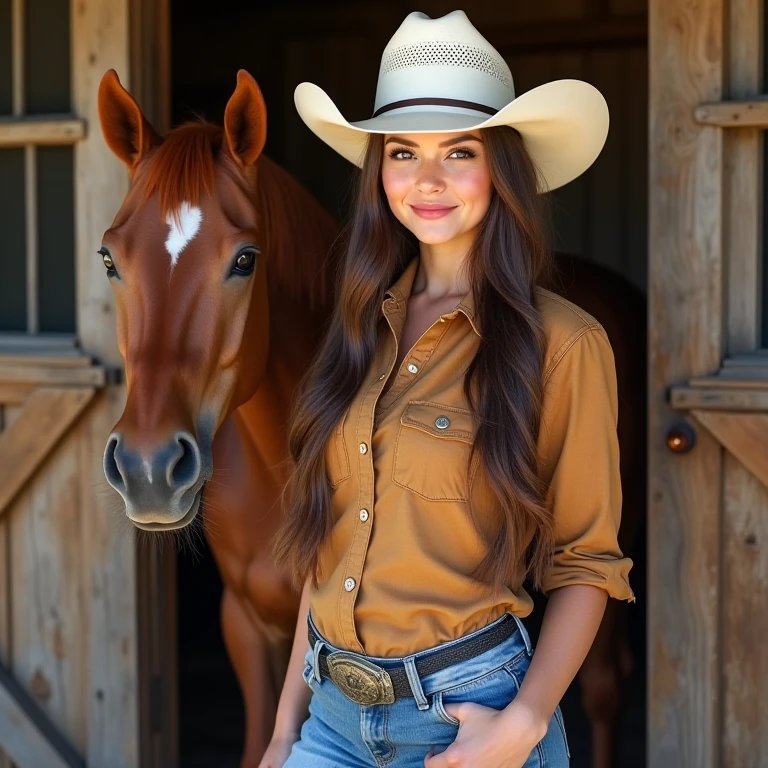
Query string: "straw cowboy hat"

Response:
xmin=294 ymin=10 xmax=608 ymax=192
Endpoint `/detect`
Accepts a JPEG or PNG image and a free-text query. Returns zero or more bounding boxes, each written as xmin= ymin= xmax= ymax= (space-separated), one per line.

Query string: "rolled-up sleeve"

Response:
xmin=538 ymin=325 xmax=634 ymax=601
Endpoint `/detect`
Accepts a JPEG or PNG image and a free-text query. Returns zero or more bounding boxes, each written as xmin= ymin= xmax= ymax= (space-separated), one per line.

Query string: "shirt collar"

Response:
xmin=383 ymin=255 xmax=480 ymax=336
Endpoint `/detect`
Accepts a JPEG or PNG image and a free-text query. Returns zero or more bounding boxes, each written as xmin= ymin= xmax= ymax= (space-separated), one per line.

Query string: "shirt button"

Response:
xmin=435 ymin=416 xmax=450 ymax=429
xmin=359 ymin=508 xmax=369 ymax=522
xmin=344 ymin=577 xmax=356 ymax=592
xmin=359 ymin=442 xmax=368 ymax=454
xmin=407 ymin=363 xmax=418 ymax=374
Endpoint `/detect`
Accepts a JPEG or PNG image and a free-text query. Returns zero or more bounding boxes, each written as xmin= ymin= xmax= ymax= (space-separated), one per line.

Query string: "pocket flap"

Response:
xmin=400 ymin=401 xmax=474 ymax=443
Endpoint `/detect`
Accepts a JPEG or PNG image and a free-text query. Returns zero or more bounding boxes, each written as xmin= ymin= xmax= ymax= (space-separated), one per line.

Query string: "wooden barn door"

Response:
xmin=649 ymin=0 xmax=768 ymax=765
xmin=0 ymin=1 xmax=170 ymax=766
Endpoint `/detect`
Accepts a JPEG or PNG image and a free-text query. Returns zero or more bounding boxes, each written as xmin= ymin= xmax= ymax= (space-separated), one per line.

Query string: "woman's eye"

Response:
xmin=448 ymin=148 xmax=476 ymax=160
xmin=231 ymin=247 xmax=259 ymax=276
xmin=389 ymin=149 xmax=414 ymax=160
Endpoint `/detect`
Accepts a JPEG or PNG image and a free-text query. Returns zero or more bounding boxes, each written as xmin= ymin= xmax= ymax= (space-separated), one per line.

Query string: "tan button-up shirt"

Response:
xmin=311 ymin=255 xmax=634 ymax=657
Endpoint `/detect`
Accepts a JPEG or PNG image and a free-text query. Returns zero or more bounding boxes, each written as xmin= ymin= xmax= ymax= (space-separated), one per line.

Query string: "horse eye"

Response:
xmin=232 ymin=247 xmax=259 ymax=275
xmin=99 ymin=248 xmax=114 ymax=271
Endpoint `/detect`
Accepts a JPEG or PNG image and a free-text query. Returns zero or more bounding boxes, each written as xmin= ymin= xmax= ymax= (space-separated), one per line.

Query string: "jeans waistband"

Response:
xmin=307 ymin=612 xmax=532 ymax=703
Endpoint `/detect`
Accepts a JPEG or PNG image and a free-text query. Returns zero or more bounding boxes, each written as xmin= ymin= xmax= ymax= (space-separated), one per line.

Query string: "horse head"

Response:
xmin=98 ymin=69 xmax=273 ymax=531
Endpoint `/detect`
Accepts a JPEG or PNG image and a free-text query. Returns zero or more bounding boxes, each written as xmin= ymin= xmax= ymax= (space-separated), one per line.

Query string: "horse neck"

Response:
xmin=230 ymin=155 xmax=338 ymax=474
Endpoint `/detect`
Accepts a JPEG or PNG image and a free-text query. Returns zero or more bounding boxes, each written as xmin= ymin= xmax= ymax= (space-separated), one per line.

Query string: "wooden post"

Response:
xmin=648 ymin=0 xmax=725 ymax=765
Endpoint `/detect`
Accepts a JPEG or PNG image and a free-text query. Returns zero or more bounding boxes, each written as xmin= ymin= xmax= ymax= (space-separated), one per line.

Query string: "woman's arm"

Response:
xmin=425 ymin=585 xmax=607 ymax=768
xmin=258 ymin=578 xmax=313 ymax=768
xmin=511 ymin=584 xmax=607 ymax=731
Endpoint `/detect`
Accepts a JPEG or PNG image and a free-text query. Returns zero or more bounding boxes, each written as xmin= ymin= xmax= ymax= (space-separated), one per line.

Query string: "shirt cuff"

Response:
xmin=541 ymin=556 xmax=635 ymax=602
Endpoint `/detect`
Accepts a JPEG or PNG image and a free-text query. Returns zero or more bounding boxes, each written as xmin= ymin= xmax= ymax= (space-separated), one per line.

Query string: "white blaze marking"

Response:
xmin=165 ymin=202 xmax=202 ymax=266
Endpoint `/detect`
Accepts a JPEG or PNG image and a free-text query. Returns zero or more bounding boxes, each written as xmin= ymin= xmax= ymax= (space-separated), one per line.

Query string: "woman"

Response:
xmin=260 ymin=10 xmax=633 ymax=768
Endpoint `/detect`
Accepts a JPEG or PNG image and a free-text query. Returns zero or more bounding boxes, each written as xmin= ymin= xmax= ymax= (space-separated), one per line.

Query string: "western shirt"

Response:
xmin=310 ymin=255 xmax=634 ymax=657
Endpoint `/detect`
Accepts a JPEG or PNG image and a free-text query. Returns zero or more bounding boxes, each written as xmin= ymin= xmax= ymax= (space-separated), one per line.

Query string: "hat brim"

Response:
xmin=294 ymin=79 xmax=609 ymax=192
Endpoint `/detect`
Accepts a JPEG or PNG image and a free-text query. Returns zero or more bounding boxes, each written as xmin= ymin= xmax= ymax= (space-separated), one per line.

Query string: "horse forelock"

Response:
xmin=140 ymin=121 xmax=222 ymax=220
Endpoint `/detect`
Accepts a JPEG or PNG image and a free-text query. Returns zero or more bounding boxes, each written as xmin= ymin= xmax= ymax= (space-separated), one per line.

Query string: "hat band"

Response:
xmin=372 ymin=97 xmax=498 ymax=118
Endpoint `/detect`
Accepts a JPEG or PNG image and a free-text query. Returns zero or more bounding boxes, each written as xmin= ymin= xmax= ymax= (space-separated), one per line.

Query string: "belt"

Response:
xmin=307 ymin=614 xmax=519 ymax=706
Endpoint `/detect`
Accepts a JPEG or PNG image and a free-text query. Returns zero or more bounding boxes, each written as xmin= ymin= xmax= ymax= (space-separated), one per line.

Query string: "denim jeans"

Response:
xmin=284 ymin=612 xmax=570 ymax=767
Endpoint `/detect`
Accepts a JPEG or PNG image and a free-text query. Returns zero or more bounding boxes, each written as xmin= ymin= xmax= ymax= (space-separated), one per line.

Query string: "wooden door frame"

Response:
xmin=128 ymin=2 xmax=178 ymax=767
xmin=649 ymin=0 xmax=766 ymax=765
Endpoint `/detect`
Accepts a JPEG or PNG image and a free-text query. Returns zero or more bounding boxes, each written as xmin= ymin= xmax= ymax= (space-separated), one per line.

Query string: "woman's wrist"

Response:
xmin=500 ymin=695 xmax=549 ymax=744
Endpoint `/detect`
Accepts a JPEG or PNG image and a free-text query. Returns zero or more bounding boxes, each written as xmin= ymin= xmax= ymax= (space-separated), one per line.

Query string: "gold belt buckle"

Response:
xmin=326 ymin=652 xmax=396 ymax=705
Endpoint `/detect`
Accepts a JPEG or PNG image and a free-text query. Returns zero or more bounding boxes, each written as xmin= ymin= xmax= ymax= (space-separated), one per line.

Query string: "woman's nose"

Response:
xmin=415 ymin=162 xmax=446 ymax=194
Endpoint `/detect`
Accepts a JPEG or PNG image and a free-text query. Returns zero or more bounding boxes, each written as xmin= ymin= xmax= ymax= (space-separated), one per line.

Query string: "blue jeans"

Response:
xmin=284 ymin=612 xmax=570 ymax=767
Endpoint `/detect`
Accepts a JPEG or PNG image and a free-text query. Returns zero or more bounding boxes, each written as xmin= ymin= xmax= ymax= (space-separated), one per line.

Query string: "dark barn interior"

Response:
xmin=170 ymin=1 xmax=648 ymax=765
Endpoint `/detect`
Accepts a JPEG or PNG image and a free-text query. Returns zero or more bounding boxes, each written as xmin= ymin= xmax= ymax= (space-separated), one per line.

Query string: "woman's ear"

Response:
xmin=223 ymin=69 xmax=267 ymax=168
xmin=97 ymin=69 xmax=161 ymax=169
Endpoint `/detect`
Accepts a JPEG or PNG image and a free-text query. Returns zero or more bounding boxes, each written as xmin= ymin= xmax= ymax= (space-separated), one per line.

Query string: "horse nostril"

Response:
xmin=104 ymin=434 xmax=126 ymax=494
xmin=168 ymin=432 xmax=201 ymax=491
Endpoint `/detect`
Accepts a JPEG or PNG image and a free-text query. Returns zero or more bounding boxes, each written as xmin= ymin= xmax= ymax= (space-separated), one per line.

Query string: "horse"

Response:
xmin=97 ymin=69 xmax=338 ymax=767
xmin=98 ymin=68 xmax=645 ymax=767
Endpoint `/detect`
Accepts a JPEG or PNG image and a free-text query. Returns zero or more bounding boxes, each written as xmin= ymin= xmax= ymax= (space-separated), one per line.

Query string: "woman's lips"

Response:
xmin=410 ymin=204 xmax=457 ymax=220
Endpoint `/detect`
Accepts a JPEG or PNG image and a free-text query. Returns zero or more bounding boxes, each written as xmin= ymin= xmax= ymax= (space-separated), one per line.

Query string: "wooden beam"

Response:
xmin=0 ymin=364 xmax=106 ymax=387
xmin=695 ymin=100 xmax=768 ymax=127
xmin=649 ymin=0 xmax=725 ymax=765
xmin=0 ymin=382 xmax=33 ymax=405
xmin=0 ymin=387 xmax=96 ymax=518
xmin=0 ymin=117 xmax=87 ymax=147
xmin=671 ymin=386 xmax=768 ymax=411
xmin=0 ymin=659 xmax=85 ymax=768
xmin=692 ymin=411 xmax=768 ymax=490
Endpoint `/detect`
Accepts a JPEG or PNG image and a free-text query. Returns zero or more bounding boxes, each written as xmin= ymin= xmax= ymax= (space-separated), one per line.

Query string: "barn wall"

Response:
xmin=0 ymin=0 xmax=139 ymax=766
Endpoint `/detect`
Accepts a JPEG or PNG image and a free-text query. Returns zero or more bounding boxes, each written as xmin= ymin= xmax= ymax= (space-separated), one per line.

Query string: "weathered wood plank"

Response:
xmin=0 ymin=660 xmax=84 ymax=768
xmin=648 ymin=0 xmax=725 ymax=765
xmin=722 ymin=457 xmax=768 ymax=766
xmin=0 ymin=365 xmax=106 ymax=387
xmin=0 ymin=382 xmax=31 ymax=406
xmin=0 ymin=117 xmax=86 ymax=147
xmin=724 ymin=0 xmax=763 ymax=353
xmin=695 ymin=100 xmax=768 ymax=127
xmin=671 ymin=387 xmax=768 ymax=410
xmin=0 ymin=388 xmax=96 ymax=518
xmin=692 ymin=411 xmax=768 ymax=490
xmin=72 ymin=0 xmax=138 ymax=764
xmin=7 ymin=431 xmax=88 ymax=757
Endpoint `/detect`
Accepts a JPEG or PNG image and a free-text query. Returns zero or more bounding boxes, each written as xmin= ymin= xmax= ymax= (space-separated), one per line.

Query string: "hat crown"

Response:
xmin=373 ymin=11 xmax=515 ymax=116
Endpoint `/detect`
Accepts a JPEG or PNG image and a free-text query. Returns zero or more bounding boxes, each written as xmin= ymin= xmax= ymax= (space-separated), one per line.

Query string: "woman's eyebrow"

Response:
xmin=385 ymin=137 xmax=418 ymax=147
xmin=438 ymin=134 xmax=483 ymax=147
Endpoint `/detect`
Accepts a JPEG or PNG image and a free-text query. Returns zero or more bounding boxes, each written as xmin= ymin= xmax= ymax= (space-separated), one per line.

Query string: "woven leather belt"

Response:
xmin=307 ymin=614 xmax=519 ymax=705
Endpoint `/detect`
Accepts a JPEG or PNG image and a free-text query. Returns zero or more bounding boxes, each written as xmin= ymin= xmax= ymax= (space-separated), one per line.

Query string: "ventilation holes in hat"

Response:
xmin=380 ymin=42 xmax=512 ymax=88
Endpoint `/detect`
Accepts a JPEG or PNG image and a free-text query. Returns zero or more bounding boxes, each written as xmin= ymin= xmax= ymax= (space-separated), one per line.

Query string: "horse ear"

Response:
xmin=223 ymin=70 xmax=267 ymax=168
xmin=98 ymin=69 xmax=161 ymax=169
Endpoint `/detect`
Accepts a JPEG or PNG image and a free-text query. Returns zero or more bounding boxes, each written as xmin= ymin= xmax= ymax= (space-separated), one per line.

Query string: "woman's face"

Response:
xmin=380 ymin=131 xmax=493 ymax=249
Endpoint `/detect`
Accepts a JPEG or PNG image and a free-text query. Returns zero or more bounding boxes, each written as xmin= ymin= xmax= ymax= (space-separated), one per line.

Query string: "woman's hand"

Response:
xmin=423 ymin=700 xmax=547 ymax=768
xmin=256 ymin=732 xmax=298 ymax=768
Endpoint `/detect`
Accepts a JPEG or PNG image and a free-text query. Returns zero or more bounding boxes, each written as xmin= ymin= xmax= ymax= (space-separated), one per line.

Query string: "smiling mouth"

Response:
xmin=129 ymin=483 xmax=205 ymax=532
xmin=410 ymin=204 xmax=457 ymax=220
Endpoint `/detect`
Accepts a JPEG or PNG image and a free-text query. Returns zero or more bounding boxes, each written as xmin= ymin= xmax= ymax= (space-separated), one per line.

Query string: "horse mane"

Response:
xmin=140 ymin=120 xmax=338 ymax=312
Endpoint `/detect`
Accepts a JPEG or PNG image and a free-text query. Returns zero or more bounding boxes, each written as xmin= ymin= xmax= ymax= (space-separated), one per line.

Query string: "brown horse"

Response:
xmin=97 ymin=69 xmax=338 ymax=767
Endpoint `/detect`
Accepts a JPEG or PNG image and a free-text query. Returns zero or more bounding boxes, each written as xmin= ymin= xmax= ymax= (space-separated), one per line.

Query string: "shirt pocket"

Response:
xmin=392 ymin=400 xmax=477 ymax=501
xmin=325 ymin=406 xmax=351 ymax=488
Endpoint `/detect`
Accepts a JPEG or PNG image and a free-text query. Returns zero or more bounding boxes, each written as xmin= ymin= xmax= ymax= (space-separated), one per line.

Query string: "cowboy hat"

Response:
xmin=294 ymin=10 xmax=608 ymax=192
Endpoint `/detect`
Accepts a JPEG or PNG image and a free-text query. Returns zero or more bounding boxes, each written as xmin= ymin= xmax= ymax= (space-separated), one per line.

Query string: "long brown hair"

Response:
xmin=273 ymin=126 xmax=555 ymax=592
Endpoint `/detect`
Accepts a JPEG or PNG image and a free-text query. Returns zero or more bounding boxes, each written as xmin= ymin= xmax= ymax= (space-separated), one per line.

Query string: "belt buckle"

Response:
xmin=326 ymin=652 xmax=395 ymax=705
